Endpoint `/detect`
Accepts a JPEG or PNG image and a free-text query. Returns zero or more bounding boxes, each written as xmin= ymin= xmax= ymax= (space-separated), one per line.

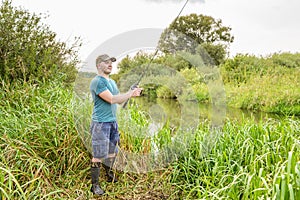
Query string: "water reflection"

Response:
xmin=132 ymin=97 xmax=282 ymax=128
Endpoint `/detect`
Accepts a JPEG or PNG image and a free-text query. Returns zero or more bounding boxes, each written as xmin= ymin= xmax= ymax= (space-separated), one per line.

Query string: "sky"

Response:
xmin=10 ymin=0 xmax=300 ymax=67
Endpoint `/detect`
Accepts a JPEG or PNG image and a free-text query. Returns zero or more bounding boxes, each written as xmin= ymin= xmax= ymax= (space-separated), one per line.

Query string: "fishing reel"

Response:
xmin=130 ymin=83 xmax=143 ymax=95
xmin=130 ymin=83 xmax=138 ymax=90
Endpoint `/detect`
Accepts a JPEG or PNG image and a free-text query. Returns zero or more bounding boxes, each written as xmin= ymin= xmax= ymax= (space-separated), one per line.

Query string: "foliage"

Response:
xmin=118 ymin=61 xmax=188 ymax=96
xmin=220 ymin=54 xmax=266 ymax=84
xmin=219 ymin=52 xmax=300 ymax=115
xmin=221 ymin=52 xmax=300 ymax=85
xmin=197 ymin=42 xmax=227 ymax=66
xmin=226 ymin=68 xmax=300 ymax=115
xmin=116 ymin=50 xmax=300 ymax=115
xmin=158 ymin=14 xmax=233 ymax=64
xmin=163 ymin=54 xmax=191 ymax=71
xmin=0 ymin=79 xmax=174 ymax=199
xmin=0 ymin=0 xmax=81 ymax=84
xmin=116 ymin=52 xmax=152 ymax=77
xmin=179 ymin=68 xmax=209 ymax=101
xmin=0 ymin=79 xmax=89 ymax=199
xmin=271 ymin=52 xmax=300 ymax=68
xmin=179 ymin=67 xmax=203 ymax=85
xmin=156 ymin=85 xmax=176 ymax=99
xmin=171 ymin=118 xmax=300 ymax=199
xmin=1 ymin=77 xmax=299 ymax=199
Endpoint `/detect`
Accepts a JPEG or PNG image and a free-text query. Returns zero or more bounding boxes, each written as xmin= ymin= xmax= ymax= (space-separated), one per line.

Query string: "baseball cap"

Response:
xmin=96 ymin=54 xmax=116 ymax=66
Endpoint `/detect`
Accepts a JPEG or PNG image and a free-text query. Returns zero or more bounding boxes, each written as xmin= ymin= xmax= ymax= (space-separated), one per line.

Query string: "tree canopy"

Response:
xmin=158 ymin=14 xmax=234 ymax=65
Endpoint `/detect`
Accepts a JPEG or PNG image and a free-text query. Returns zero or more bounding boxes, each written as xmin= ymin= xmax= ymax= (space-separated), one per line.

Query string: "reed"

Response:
xmin=1 ymin=80 xmax=299 ymax=199
xmin=169 ymin=117 xmax=300 ymax=199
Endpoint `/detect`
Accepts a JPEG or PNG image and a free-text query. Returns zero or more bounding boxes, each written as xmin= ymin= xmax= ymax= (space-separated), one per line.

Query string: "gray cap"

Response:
xmin=96 ymin=54 xmax=116 ymax=66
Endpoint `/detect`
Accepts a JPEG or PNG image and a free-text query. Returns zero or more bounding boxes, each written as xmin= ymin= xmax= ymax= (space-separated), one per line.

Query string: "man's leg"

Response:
xmin=90 ymin=160 xmax=104 ymax=195
xmin=90 ymin=121 xmax=109 ymax=195
xmin=103 ymin=122 xmax=120 ymax=182
xmin=103 ymin=154 xmax=118 ymax=183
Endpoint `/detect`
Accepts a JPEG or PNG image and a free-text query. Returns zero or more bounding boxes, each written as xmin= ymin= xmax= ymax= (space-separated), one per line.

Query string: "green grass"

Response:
xmin=225 ymin=67 xmax=300 ymax=115
xmin=170 ymin=117 xmax=300 ymax=199
xmin=221 ymin=54 xmax=300 ymax=116
xmin=0 ymin=80 xmax=89 ymax=199
xmin=0 ymin=80 xmax=299 ymax=199
xmin=195 ymin=67 xmax=300 ymax=116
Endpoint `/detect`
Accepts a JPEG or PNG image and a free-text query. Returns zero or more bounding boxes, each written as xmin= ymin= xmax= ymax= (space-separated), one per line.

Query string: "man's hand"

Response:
xmin=130 ymin=86 xmax=143 ymax=97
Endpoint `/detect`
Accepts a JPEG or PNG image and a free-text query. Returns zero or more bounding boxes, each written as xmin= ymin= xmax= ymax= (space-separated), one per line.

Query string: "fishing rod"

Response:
xmin=123 ymin=0 xmax=190 ymax=108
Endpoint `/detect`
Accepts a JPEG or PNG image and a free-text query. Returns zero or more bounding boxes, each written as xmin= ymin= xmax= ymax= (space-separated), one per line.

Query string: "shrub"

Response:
xmin=220 ymin=54 xmax=265 ymax=84
xmin=269 ymin=52 xmax=300 ymax=68
xmin=156 ymin=85 xmax=176 ymax=99
xmin=0 ymin=0 xmax=81 ymax=84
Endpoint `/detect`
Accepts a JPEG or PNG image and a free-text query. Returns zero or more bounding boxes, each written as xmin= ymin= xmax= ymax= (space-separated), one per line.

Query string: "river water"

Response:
xmin=131 ymin=97 xmax=282 ymax=128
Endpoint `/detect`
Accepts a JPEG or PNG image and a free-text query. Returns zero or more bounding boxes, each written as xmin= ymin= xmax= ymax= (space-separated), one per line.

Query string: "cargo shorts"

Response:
xmin=90 ymin=121 xmax=120 ymax=159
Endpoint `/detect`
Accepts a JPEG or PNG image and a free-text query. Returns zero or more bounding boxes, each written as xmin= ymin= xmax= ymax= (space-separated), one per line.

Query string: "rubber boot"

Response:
xmin=90 ymin=162 xmax=105 ymax=195
xmin=103 ymin=158 xmax=118 ymax=183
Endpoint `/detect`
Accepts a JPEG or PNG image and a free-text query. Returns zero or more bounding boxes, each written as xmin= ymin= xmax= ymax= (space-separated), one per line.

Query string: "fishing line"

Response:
xmin=122 ymin=0 xmax=189 ymax=108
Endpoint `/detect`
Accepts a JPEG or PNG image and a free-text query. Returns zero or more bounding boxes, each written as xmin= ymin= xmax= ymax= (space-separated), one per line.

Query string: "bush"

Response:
xmin=156 ymin=85 xmax=176 ymax=99
xmin=269 ymin=52 xmax=300 ymax=68
xmin=220 ymin=53 xmax=300 ymax=85
xmin=0 ymin=0 xmax=81 ymax=84
xmin=225 ymin=66 xmax=300 ymax=115
xmin=192 ymin=52 xmax=300 ymax=115
xmin=220 ymin=54 xmax=266 ymax=84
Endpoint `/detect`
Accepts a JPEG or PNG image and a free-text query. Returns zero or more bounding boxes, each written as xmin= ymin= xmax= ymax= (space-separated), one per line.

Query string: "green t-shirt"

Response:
xmin=90 ymin=76 xmax=119 ymax=122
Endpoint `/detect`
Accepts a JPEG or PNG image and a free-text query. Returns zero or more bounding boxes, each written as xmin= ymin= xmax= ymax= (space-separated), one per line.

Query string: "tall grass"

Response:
xmin=169 ymin=117 xmax=300 ymax=199
xmin=220 ymin=53 xmax=300 ymax=115
xmin=1 ymin=79 xmax=299 ymax=199
xmin=226 ymin=67 xmax=300 ymax=115
xmin=0 ymin=80 xmax=175 ymax=199
xmin=0 ymin=80 xmax=89 ymax=199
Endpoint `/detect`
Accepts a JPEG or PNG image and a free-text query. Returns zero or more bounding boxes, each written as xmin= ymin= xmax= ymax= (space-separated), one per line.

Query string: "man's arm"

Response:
xmin=99 ymin=88 xmax=142 ymax=104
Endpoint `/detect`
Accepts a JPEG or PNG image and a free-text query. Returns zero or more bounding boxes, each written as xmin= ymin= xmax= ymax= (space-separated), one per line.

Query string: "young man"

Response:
xmin=89 ymin=54 xmax=142 ymax=195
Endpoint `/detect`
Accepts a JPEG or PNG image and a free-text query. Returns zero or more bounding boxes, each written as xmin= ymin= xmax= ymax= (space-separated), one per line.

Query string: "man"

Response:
xmin=89 ymin=54 xmax=142 ymax=195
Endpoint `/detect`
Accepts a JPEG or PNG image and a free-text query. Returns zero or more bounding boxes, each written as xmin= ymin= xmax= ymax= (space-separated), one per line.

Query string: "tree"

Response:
xmin=196 ymin=42 xmax=227 ymax=66
xmin=158 ymin=14 xmax=234 ymax=65
xmin=0 ymin=0 xmax=81 ymax=84
xmin=117 ymin=51 xmax=151 ymax=75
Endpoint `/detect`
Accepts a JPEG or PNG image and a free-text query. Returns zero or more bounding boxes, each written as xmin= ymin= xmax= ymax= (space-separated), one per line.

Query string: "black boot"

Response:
xmin=103 ymin=158 xmax=118 ymax=183
xmin=90 ymin=162 xmax=105 ymax=195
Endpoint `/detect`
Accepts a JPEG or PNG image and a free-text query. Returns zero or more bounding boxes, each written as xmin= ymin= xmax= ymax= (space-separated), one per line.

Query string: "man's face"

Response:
xmin=98 ymin=59 xmax=113 ymax=74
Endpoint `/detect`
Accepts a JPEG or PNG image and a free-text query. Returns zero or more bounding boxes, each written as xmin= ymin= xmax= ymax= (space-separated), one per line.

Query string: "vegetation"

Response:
xmin=158 ymin=14 xmax=234 ymax=65
xmin=0 ymin=0 xmax=81 ymax=84
xmin=170 ymin=117 xmax=300 ymax=199
xmin=1 ymin=85 xmax=299 ymax=199
xmin=221 ymin=53 xmax=300 ymax=115
xmin=0 ymin=1 xmax=299 ymax=199
xmin=0 ymin=80 xmax=88 ymax=199
xmin=115 ymin=52 xmax=300 ymax=116
xmin=117 ymin=14 xmax=234 ymax=78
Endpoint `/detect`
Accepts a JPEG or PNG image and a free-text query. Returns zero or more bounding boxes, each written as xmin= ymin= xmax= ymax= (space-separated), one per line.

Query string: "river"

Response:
xmin=131 ymin=97 xmax=283 ymax=128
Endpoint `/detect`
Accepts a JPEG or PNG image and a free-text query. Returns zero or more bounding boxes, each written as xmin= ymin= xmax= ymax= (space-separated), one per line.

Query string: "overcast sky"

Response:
xmin=11 ymin=0 xmax=300 ymax=63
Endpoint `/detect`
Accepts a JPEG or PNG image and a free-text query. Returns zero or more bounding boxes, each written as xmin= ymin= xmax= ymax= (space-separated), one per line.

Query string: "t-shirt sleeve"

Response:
xmin=110 ymin=80 xmax=120 ymax=94
xmin=90 ymin=78 xmax=108 ymax=96
xmin=95 ymin=79 xmax=108 ymax=95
